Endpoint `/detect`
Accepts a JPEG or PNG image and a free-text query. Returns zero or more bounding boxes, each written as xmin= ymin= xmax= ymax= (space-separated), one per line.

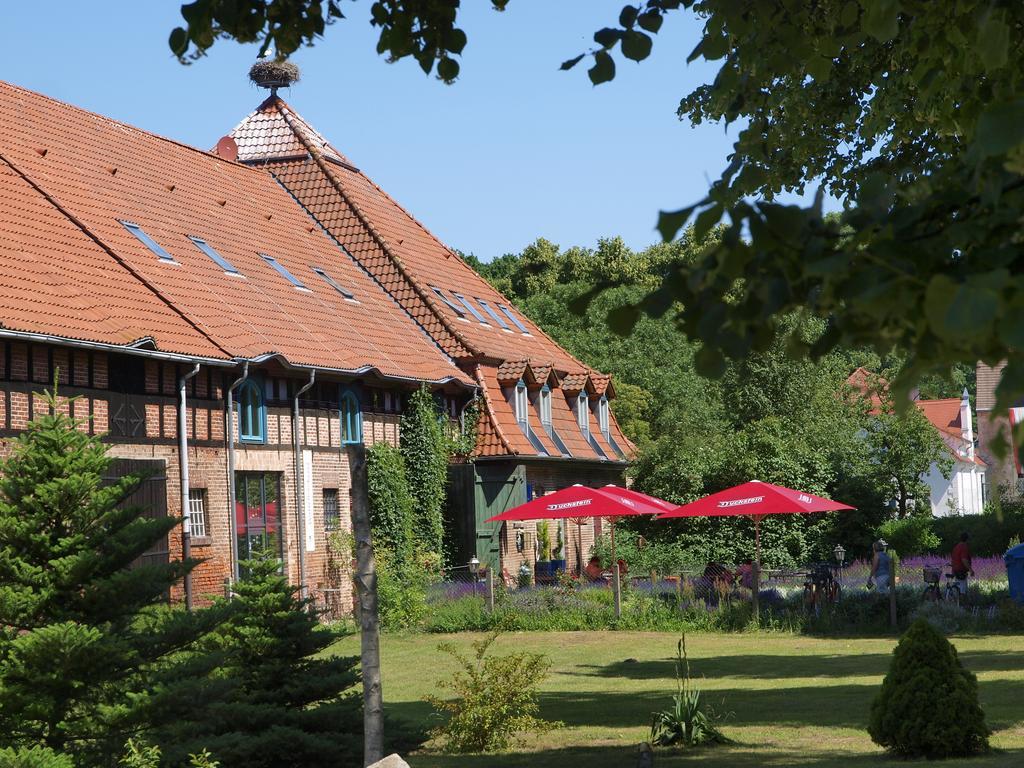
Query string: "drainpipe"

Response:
xmin=294 ymin=369 xmax=317 ymax=599
xmin=225 ymin=361 xmax=249 ymax=584
xmin=178 ymin=362 xmax=201 ymax=611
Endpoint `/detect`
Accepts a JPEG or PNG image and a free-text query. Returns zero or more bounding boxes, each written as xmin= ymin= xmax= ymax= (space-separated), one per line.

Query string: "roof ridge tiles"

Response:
xmin=274 ymin=101 xmax=481 ymax=361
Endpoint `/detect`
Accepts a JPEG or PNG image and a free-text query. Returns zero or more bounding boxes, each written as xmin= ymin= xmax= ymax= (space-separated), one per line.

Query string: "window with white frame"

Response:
xmin=514 ymin=380 xmax=528 ymax=424
xmin=540 ymin=385 xmax=552 ymax=430
xmin=577 ymin=392 xmax=589 ymax=436
xmin=187 ymin=488 xmax=208 ymax=539
xmin=598 ymin=395 xmax=610 ymax=438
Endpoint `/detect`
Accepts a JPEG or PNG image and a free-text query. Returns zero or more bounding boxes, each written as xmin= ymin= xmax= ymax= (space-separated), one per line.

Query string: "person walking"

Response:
xmin=951 ymin=532 xmax=975 ymax=598
xmin=867 ymin=539 xmax=891 ymax=595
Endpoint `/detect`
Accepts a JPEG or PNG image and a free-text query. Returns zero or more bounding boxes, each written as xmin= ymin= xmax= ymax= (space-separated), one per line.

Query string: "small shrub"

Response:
xmin=868 ymin=619 xmax=989 ymax=758
xmin=119 ymin=739 xmax=161 ymax=768
xmin=878 ymin=516 xmax=939 ymax=557
xmin=0 ymin=747 xmax=73 ymax=768
xmin=424 ymin=633 xmax=560 ymax=752
xmin=908 ymin=600 xmax=971 ymax=635
xmin=650 ymin=634 xmax=729 ymax=748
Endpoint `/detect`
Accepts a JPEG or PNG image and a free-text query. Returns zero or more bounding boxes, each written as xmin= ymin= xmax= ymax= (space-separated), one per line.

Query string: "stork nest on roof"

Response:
xmin=249 ymin=59 xmax=301 ymax=89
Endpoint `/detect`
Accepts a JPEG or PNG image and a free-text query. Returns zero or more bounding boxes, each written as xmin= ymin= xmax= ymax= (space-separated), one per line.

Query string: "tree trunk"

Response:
xmin=348 ymin=444 xmax=383 ymax=766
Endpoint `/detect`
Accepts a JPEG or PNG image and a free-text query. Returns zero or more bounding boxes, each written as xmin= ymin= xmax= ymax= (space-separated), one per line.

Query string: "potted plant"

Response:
xmin=551 ymin=524 xmax=567 ymax=577
xmin=535 ymin=521 xmax=553 ymax=583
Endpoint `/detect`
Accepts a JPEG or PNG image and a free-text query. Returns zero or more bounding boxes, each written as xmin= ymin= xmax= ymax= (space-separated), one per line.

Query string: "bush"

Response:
xmin=877 ymin=516 xmax=939 ymax=557
xmin=377 ymin=549 xmax=435 ymax=630
xmin=424 ymin=633 xmax=560 ymax=752
xmin=0 ymin=747 xmax=73 ymax=768
xmin=933 ymin=504 xmax=1024 ymax=556
xmin=868 ymin=619 xmax=989 ymax=758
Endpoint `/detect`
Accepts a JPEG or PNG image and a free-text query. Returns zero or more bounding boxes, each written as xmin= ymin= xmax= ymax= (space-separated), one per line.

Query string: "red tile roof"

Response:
xmin=0 ymin=81 xmax=469 ymax=386
xmin=228 ymin=95 xmax=632 ymax=461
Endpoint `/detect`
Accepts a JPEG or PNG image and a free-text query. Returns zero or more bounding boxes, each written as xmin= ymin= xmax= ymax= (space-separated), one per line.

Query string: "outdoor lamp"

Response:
xmin=469 ymin=555 xmax=480 ymax=576
xmin=833 ymin=543 xmax=846 ymax=566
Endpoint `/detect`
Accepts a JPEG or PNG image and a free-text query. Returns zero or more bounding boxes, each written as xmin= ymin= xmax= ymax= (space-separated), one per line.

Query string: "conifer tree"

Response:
xmin=154 ymin=554 xmax=362 ymax=768
xmin=0 ymin=389 xmax=216 ymax=765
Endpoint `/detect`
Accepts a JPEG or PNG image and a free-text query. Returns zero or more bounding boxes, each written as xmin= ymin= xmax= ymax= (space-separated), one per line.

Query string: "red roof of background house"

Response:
xmin=845 ymin=369 xmax=984 ymax=466
xmin=0 ymin=81 xmax=469 ymax=386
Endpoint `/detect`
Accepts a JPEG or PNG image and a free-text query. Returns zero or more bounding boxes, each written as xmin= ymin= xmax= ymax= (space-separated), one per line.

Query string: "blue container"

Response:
xmin=1004 ymin=543 xmax=1024 ymax=605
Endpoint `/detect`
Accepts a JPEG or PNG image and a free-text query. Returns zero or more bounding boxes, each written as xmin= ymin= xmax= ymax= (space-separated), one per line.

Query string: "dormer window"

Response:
xmin=598 ymin=395 xmax=610 ymax=439
xmin=576 ymin=392 xmax=589 ymax=436
xmin=515 ymin=380 xmax=528 ymax=424
xmin=540 ymin=385 xmax=552 ymax=431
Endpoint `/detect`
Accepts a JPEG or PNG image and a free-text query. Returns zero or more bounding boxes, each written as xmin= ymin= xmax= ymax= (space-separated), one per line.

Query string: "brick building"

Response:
xmin=0 ymin=76 xmax=632 ymax=605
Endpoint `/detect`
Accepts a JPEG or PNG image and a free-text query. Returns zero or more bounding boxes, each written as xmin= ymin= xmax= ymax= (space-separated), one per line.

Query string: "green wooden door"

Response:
xmin=473 ymin=464 xmax=525 ymax=570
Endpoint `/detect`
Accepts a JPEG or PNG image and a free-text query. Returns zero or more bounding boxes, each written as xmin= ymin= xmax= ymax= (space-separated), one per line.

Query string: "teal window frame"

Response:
xmin=237 ymin=378 xmax=266 ymax=443
xmin=340 ymin=388 xmax=363 ymax=445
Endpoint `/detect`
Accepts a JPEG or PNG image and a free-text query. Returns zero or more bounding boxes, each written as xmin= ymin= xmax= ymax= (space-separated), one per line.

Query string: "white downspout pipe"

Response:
xmin=294 ymin=369 xmax=317 ymax=598
xmin=225 ymin=361 xmax=249 ymax=584
xmin=178 ymin=362 xmax=201 ymax=610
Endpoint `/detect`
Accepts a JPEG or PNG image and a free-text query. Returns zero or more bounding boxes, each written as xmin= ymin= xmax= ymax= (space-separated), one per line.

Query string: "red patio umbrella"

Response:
xmin=658 ymin=480 xmax=855 ymax=617
xmin=486 ymin=484 xmax=670 ymax=616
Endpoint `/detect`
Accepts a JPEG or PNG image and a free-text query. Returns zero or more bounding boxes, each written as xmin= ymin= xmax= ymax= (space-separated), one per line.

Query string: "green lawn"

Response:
xmin=332 ymin=631 xmax=1024 ymax=767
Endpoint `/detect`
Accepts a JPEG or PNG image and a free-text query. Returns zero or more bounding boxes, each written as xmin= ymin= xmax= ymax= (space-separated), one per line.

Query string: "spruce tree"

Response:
xmin=154 ymin=554 xmax=362 ymax=768
xmin=0 ymin=389 xmax=216 ymax=765
xmin=869 ymin=619 xmax=989 ymax=758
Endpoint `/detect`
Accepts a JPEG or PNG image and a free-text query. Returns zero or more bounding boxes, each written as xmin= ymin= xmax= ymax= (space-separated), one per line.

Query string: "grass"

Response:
xmin=331 ymin=631 xmax=1024 ymax=767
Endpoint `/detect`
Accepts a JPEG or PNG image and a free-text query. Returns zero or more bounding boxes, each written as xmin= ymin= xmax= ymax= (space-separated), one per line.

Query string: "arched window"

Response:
xmin=598 ymin=395 xmax=610 ymax=438
xmin=340 ymin=390 xmax=363 ymax=445
xmin=238 ymin=379 xmax=265 ymax=443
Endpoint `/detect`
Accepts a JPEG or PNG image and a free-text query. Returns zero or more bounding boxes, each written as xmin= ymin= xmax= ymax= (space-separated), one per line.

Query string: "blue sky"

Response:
xmin=0 ymin=1 xmax=823 ymax=260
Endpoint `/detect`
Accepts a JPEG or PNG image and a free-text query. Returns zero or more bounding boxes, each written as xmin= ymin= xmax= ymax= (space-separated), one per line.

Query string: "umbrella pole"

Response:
xmin=753 ymin=515 xmax=761 ymax=623
xmin=611 ymin=520 xmax=621 ymax=619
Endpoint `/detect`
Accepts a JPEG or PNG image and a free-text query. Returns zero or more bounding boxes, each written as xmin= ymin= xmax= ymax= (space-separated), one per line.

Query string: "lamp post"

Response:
xmin=469 ymin=555 xmax=480 ymax=599
xmin=833 ymin=543 xmax=846 ymax=567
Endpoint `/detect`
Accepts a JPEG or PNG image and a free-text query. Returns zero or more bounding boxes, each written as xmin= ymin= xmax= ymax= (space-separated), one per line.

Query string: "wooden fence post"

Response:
xmin=349 ymin=444 xmax=383 ymax=767
xmin=486 ymin=567 xmax=495 ymax=613
xmin=889 ymin=551 xmax=898 ymax=630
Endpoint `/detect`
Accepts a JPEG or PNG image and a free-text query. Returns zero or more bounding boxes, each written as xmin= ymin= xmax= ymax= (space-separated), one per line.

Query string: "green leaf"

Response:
xmin=839 ymin=1 xmax=859 ymax=27
xmin=637 ymin=11 xmax=664 ymax=34
xmin=924 ymin=273 xmax=1001 ymax=341
xmin=594 ymin=27 xmax=622 ymax=48
xmin=437 ymin=57 xmax=460 ymax=83
xmin=694 ymin=203 xmax=723 ymax=241
xmin=588 ymin=50 xmax=616 ymax=85
xmin=560 ymin=54 xmax=586 ymax=71
xmin=977 ymin=13 xmax=1009 ymax=72
xmin=619 ymin=5 xmax=639 ymax=28
xmin=861 ymin=0 xmax=900 ymax=42
xmin=805 ymin=56 xmax=832 ymax=83
xmin=694 ymin=345 xmax=727 ymax=378
xmin=973 ymin=100 xmax=1024 ymax=160
xmin=445 ymin=28 xmax=468 ymax=55
xmin=657 ymin=205 xmax=697 ymax=242
xmin=169 ymin=27 xmax=189 ymax=56
xmin=621 ymin=30 xmax=653 ymax=62
xmin=607 ymin=304 xmax=640 ymax=336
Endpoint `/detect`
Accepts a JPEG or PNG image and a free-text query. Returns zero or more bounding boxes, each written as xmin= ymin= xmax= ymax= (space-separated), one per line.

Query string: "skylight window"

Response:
xmin=120 ymin=221 xmax=176 ymax=263
xmin=453 ymin=292 xmax=489 ymax=325
xmin=498 ymin=304 xmax=530 ymax=334
xmin=260 ymin=254 xmax=308 ymax=290
xmin=430 ymin=287 xmax=466 ymax=317
xmin=189 ymin=236 xmax=238 ymax=274
xmin=312 ymin=266 xmax=355 ymax=300
xmin=477 ymin=298 xmax=510 ymax=330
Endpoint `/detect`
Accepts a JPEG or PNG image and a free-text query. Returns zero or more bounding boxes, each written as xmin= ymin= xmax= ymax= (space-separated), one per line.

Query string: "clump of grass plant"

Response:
xmin=650 ymin=634 xmax=729 ymax=748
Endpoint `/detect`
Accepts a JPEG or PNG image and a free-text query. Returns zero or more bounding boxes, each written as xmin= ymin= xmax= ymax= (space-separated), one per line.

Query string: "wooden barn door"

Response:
xmin=104 ymin=458 xmax=169 ymax=570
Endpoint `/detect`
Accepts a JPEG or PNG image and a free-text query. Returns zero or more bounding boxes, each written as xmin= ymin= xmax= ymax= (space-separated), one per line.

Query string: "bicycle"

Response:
xmin=922 ymin=565 xmax=962 ymax=605
xmin=803 ymin=563 xmax=842 ymax=616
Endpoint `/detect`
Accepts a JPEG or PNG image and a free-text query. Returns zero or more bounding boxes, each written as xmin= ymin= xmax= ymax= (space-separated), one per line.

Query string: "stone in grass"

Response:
xmin=868 ymin=618 xmax=989 ymax=759
xmin=367 ymin=755 xmax=410 ymax=768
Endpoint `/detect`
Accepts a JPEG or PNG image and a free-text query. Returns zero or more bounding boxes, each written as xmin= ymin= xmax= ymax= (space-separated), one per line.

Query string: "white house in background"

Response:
xmin=847 ymin=369 xmax=987 ymax=516
xmin=915 ymin=391 xmax=987 ymax=515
